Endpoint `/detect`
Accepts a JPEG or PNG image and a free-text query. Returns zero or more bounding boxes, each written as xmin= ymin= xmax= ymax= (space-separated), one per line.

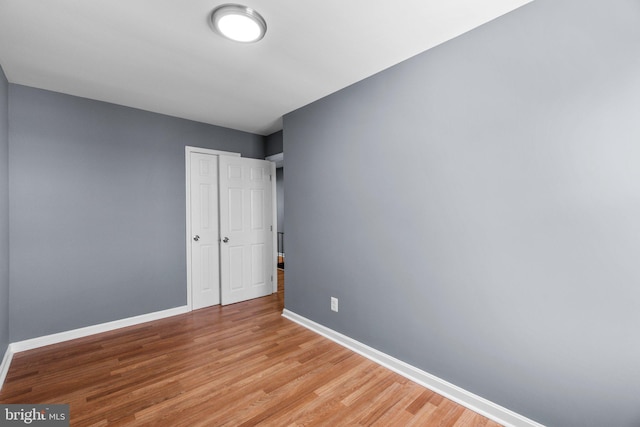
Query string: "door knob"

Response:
xmin=222 ymin=237 xmax=229 ymax=243
xmin=193 ymin=235 xmax=200 ymax=241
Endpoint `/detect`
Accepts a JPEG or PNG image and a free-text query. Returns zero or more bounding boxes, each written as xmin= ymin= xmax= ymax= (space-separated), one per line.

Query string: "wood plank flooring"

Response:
xmin=1 ymin=271 xmax=501 ymax=426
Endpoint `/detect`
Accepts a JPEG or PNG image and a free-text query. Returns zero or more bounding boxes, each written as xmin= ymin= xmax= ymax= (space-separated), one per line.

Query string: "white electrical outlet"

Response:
xmin=331 ymin=297 xmax=339 ymax=312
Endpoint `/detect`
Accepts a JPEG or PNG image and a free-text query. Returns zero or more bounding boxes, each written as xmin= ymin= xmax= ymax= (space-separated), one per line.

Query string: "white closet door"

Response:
xmin=219 ymin=155 xmax=273 ymax=305
xmin=190 ymin=152 xmax=220 ymax=309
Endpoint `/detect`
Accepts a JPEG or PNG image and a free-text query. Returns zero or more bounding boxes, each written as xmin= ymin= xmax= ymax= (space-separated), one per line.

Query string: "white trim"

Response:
xmin=265 ymin=152 xmax=283 ymax=163
xmin=282 ymin=309 xmax=545 ymax=427
xmin=185 ymin=146 xmax=241 ymax=157
xmin=0 ymin=345 xmax=14 ymax=392
xmin=10 ymin=306 xmax=189 ymax=353
xmin=270 ymin=161 xmax=278 ymax=293
xmin=265 ymin=152 xmax=283 ymax=168
xmin=185 ymin=146 xmax=240 ymax=311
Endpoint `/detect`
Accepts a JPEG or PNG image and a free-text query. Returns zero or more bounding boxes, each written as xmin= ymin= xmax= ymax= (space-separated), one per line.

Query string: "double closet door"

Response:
xmin=189 ymin=151 xmax=274 ymax=309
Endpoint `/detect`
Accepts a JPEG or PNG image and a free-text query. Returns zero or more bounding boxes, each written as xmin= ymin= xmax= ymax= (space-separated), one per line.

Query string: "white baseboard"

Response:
xmin=1 ymin=306 xmax=188 ymax=391
xmin=282 ymin=309 xmax=544 ymax=427
xmin=10 ymin=306 xmax=189 ymax=354
xmin=0 ymin=345 xmax=14 ymax=392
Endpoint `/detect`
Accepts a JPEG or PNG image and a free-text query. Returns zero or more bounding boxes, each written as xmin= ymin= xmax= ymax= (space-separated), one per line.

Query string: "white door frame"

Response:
xmin=264 ymin=152 xmax=284 ymax=292
xmin=269 ymin=161 xmax=277 ymax=293
xmin=265 ymin=153 xmax=280 ymax=294
xmin=185 ymin=146 xmax=278 ymax=310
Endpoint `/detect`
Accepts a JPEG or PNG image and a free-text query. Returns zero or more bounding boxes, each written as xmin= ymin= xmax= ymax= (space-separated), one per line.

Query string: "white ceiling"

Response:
xmin=0 ymin=0 xmax=532 ymax=136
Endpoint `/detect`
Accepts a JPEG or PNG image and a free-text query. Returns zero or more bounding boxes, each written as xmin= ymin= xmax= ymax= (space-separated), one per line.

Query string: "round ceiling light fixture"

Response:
xmin=210 ymin=4 xmax=267 ymax=43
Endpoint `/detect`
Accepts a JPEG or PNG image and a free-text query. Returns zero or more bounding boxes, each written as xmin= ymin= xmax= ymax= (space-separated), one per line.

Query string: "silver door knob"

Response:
xmin=193 ymin=235 xmax=200 ymax=241
xmin=222 ymin=237 xmax=229 ymax=243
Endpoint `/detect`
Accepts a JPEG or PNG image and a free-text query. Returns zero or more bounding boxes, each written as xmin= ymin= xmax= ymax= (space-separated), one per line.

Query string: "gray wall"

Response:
xmin=283 ymin=1 xmax=640 ymax=426
xmin=9 ymin=85 xmax=264 ymax=342
xmin=264 ymin=130 xmax=283 ymax=157
xmin=0 ymin=66 xmax=9 ymax=358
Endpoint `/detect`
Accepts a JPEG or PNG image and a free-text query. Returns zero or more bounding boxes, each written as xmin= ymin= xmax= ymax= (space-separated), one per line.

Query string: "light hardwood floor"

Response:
xmin=0 ymin=271 xmax=501 ymax=426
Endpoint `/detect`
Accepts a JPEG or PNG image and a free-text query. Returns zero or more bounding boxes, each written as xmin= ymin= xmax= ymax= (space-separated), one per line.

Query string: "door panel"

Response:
xmin=229 ymin=188 xmax=243 ymax=231
xmin=251 ymin=244 xmax=265 ymax=286
xmin=190 ymin=152 xmax=220 ymax=309
xmin=229 ymin=246 xmax=243 ymax=290
xmin=251 ymin=190 xmax=265 ymax=229
xmin=220 ymin=155 xmax=273 ymax=305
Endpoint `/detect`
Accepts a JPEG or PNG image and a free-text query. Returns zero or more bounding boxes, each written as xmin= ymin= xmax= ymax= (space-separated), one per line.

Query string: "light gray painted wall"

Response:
xmin=264 ymin=131 xmax=283 ymax=157
xmin=8 ymin=85 xmax=264 ymax=342
xmin=0 ymin=66 xmax=9 ymax=358
xmin=283 ymin=1 xmax=640 ymax=426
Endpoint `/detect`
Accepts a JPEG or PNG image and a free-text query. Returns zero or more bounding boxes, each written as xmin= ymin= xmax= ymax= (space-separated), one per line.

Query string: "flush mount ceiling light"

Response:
xmin=210 ymin=4 xmax=267 ymax=43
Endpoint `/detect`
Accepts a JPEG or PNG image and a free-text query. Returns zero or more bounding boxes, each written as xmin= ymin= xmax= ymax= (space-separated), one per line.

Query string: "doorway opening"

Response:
xmin=265 ymin=152 xmax=284 ymax=295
